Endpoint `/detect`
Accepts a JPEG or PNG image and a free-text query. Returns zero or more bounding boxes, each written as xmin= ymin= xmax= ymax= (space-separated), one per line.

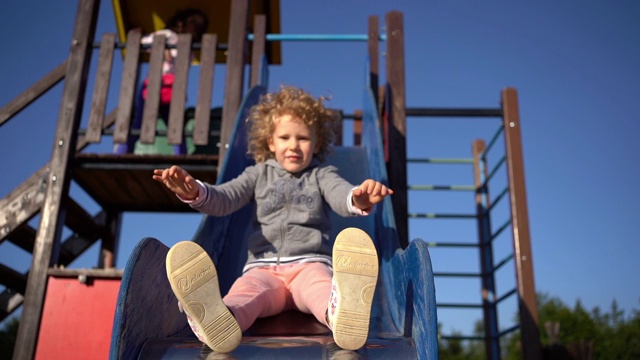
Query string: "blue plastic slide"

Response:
xmin=109 ymin=86 xmax=438 ymax=359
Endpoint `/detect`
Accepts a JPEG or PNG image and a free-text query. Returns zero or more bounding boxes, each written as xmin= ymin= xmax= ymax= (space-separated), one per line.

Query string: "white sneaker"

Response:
xmin=328 ymin=228 xmax=379 ymax=350
xmin=166 ymin=241 xmax=242 ymax=353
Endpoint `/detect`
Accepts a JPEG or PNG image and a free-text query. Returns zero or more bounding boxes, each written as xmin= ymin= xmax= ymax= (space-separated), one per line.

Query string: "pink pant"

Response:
xmin=223 ymin=262 xmax=332 ymax=331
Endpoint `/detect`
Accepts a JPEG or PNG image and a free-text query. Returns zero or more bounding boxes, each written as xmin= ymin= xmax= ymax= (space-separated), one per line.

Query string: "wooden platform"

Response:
xmin=72 ymin=153 xmax=219 ymax=213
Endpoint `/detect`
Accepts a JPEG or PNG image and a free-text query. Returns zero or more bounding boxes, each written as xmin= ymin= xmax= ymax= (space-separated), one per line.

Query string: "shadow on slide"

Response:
xmin=109 ymin=86 xmax=438 ymax=359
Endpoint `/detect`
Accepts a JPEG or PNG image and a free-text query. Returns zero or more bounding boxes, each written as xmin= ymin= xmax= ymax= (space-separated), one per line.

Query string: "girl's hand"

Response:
xmin=152 ymin=165 xmax=199 ymax=200
xmin=352 ymin=179 xmax=394 ymax=211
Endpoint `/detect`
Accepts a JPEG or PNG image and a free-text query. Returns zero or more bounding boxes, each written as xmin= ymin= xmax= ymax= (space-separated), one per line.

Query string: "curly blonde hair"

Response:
xmin=247 ymin=86 xmax=340 ymax=163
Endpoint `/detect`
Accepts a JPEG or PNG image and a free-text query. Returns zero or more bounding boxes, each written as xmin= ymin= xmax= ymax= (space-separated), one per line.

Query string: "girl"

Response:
xmin=153 ymin=86 xmax=393 ymax=353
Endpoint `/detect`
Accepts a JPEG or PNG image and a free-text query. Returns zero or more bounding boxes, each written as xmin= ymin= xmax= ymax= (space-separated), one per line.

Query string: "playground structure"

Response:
xmin=0 ymin=1 xmax=542 ymax=359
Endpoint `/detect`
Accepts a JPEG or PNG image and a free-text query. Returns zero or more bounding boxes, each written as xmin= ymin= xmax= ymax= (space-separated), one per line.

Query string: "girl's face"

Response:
xmin=268 ymin=114 xmax=320 ymax=173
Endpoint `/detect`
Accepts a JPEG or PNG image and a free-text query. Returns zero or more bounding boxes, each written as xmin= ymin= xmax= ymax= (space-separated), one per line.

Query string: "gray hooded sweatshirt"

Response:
xmin=189 ymin=158 xmax=362 ymax=270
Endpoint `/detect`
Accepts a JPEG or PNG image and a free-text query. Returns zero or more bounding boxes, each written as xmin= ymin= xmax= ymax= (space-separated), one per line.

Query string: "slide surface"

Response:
xmin=109 ymin=86 xmax=438 ymax=359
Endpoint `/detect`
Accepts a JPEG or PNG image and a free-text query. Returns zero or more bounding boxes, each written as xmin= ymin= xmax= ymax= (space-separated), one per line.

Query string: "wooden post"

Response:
xmin=140 ymin=34 xmax=165 ymax=144
xmin=250 ymin=15 xmax=267 ymax=88
xmin=473 ymin=140 xmax=501 ymax=360
xmin=12 ymin=0 xmax=99 ymax=358
xmin=85 ymin=33 xmax=115 ymax=143
xmin=502 ymin=87 xmax=542 ymax=360
xmin=385 ymin=11 xmax=408 ymax=248
xmin=98 ymin=211 xmax=122 ymax=269
xmin=113 ymin=29 xmax=141 ymax=144
xmin=220 ymin=0 xmax=249 ymax=168
xmin=0 ymin=61 xmax=67 ymax=126
xmin=368 ymin=16 xmax=379 ymax=105
xmin=167 ymin=34 xmax=192 ymax=146
xmin=194 ymin=33 xmax=217 ymax=146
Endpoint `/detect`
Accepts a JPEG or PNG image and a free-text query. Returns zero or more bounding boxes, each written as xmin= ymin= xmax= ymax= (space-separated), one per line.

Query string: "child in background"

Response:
xmin=153 ymin=86 xmax=393 ymax=353
xmin=114 ymin=8 xmax=209 ymax=155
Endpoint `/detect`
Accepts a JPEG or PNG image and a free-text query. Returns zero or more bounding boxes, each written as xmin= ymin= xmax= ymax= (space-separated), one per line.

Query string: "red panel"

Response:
xmin=35 ymin=276 xmax=121 ymax=360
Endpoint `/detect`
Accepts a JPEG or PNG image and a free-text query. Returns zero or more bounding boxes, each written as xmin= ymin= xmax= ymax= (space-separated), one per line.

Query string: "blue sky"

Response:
xmin=1 ymin=0 xmax=639 ymax=338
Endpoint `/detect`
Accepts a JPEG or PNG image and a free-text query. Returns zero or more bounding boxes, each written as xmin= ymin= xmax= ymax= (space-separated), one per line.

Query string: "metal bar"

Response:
xmin=220 ymin=0 xmax=249 ymax=169
xmin=480 ymin=124 xmax=505 ymax=160
xmin=13 ymin=1 xmax=99 ymax=358
xmin=499 ymin=324 xmax=520 ymax=338
xmin=409 ymin=185 xmax=475 ymax=191
xmin=496 ymin=288 xmax=517 ymax=305
xmin=473 ymin=139 xmax=501 ymax=360
xmin=406 ymin=107 xmax=502 ymax=117
xmin=0 ymin=60 xmax=67 ymax=127
xmin=502 ymin=87 xmax=542 ymax=359
xmin=440 ymin=334 xmax=485 ymax=341
xmin=433 ymin=272 xmax=481 ymax=278
xmin=483 ymin=156 xmax=506 ymax=188
xmin=194 ymin=34 xmax=217 ymax=146
xmin=437 ymin=302 xmax=483 ymax=308
xmin=494 ymin=253 xmax=514 ymax=272
xmin=408 ymin=213 xmax=476 ymax=219
xmin=407 ymin=157 xmax=474 ymax=164
xmin=490 ymin=219 xmax=511 ymax=242
xmin=488 ymin=187 xmax=509 ymax=213
xmin=425 ymin=241 xmax=479 ymax=248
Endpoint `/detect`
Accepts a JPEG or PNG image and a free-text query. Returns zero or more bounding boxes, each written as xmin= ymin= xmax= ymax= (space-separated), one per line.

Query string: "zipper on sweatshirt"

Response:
xmin=278 ymin=177 xmax=292 ymax=265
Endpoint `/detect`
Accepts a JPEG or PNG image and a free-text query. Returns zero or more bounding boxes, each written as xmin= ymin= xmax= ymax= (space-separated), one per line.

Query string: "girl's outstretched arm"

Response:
xmin=352 ymin=179 xmax=394 ymax=211
xmin=152 ymin=165 xmax=199 ymax=200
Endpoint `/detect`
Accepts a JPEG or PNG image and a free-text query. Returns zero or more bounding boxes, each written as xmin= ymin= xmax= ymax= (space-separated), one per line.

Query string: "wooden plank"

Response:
xmin=85 ymin=33 xmax=115 ymax=143
xmin=140 ymin=34 xmax=165 ymax=144
xmin=114 ymin=29 xmax=142 ymax=143
xmin=502 ymin=87 xmax=542 ymax=360
xmin=12 ymin=0 xmax=100 ymax=358
xmin=0 ymin=292 xmax=24 ymax=322
xmin=57 ymin=211 xmax=106 ymax=266
xmin=194 ymin=34 xmax=217 ymax=146
xmin=167 ymin=34 xmax=191 ymax=145
xmin=78 ymin=109 xmax=116 ymax=150
xmin=250 ymin=15 xmax=266 ymax=88
xmin=4 ymin=224 xmax=37 ymax=253
xmin=220 ymin=0 xmax=249 ymax=166
xmin=353 ymin=110 xmax=363 ymax=146
xmin=65 ymin=197 xmax=105 ymax=238
xmin=0 ymin=264 xmax=27 ymax=294
xmin=47 ymin=268 xmax=123 ymax=278
xmin=0 ymin=60 xmax=67 ymax=126
xmin=0 ymin=167 xmax=47 ymax=243
xmin=368 ymin=16 xmax=379 ymax=104
xmin=385 ymin=11 xmax=408 ymax=248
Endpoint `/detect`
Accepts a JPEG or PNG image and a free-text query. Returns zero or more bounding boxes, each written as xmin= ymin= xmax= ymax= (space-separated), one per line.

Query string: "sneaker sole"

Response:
xmin=332 ymin=227 xmax=379 ymax=350
xmin=166 ymin=241 xmax=241 ymax=353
